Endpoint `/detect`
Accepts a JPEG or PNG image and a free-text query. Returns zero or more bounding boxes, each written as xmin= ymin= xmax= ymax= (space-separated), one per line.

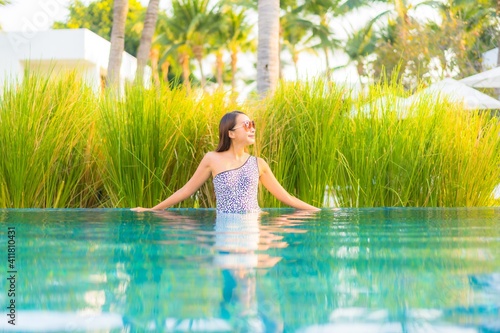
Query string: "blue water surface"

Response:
xmin=0 ymin=208 xmax=499 ymax=332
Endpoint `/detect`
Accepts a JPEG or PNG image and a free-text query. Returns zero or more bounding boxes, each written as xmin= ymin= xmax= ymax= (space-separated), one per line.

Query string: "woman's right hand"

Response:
xmin=131 ymin=207 xmax=156 ymax=212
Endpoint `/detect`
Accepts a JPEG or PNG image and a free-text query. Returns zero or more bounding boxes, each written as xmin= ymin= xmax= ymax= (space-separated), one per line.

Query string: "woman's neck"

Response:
xmin=227 ymin=144 xmax=248 ymax=159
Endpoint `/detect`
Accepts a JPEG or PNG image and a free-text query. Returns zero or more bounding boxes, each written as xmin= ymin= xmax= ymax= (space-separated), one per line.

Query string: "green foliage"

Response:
xmin=256 ymin=80 xmax=500 ymax=207
xmin=0 ymin=75 xmax=499 ymax=208
xmin=155 ymin=0 xmax=223 ymax=88
xmin=95 ymin=84 xmax=236 ymax=208
xmin=53 ymin=0 xmax=146 ymax=56
xmin=0 ymin=72 xmax=99 ymax=208
xmin=222 ymin=7 xmax=255 ymax=58
xmin=46 ymin=0 xmax=500 ymax=92
xmin=256 ymin=79 xmax=348 ymax=207
xmin=346 ymin=0 xmax=499 ymax=86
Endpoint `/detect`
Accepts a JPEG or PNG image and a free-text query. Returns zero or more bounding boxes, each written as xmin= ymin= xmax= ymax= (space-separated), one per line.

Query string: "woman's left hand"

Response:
xmin=131 ymin=207 xmax=156 ymax=212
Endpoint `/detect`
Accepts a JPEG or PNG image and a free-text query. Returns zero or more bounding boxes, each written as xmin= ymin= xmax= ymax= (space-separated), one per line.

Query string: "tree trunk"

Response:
xmin=135 ymin=0 xmax=160 ymax=85
xmin=149 ymin=47 xmax=161 ymax=89
xmin=394 ymin=0 xmax=409 ymax=42
xmin=257 ymin=0 xmax=280 ymax=97
xmin=231 ymin=50 xmax=238 ymax=93
xmin=356 ymin=61 xmax=364 ymax=77
xmin=180 ymin=52 xmax=191 ymax=92
xmin=107 ymin=0 xmax=129 ymax=89
xmin=293 ymin=51 xmax=299 ymax=79
xmin=394 ymin=0 xmax=409 ymax=25
xmin=323 ymin=47 xmax=331 ymax=80
xmin=193 ymin=45 xmax=206 ymax=88
xmin=196 ymin=57 xmax=206 ymax=88
xmin=216 ymin=51 xmax=224 ymax=89
xmin=161 ymin=61 xmax=170 ymax=83
xmin=319 ymin=14 xmax=331 ymax=80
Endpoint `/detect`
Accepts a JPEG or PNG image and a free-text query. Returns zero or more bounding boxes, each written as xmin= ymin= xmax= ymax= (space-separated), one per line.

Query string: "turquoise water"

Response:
xmin=0 ymin=208 xmax=499 ymax=332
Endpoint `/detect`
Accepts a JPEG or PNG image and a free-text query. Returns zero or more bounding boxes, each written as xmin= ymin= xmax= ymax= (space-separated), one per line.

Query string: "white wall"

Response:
xmin=0 ymin=29 xmax=151 ymax=93
xmin=482 ymin=48 xmax=498 ymax=70
xmin=0 ymin=32 xmax=24 ymax=92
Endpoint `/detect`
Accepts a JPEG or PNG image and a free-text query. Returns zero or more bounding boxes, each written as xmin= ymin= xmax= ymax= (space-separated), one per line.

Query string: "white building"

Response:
xmin=481 ymin=48 xmax=500 ymax=70
xmin=0 ymin=28 xmax=151 ymax=92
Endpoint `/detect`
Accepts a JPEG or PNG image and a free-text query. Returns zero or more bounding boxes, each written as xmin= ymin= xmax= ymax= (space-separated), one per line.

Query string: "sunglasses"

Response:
xmin=230 ymin=120 xmax=255 ymax=131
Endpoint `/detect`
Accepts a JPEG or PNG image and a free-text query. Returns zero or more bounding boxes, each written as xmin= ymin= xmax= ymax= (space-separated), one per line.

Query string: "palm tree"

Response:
xmin=53 ymin=0 xmax=146 ymax=56
xmin=205 ymin=13 xmax=230 ymax=89
xmin=225 ymin=8 xmax=255 ymax=92
xmin=154 ymin=13 xmax=191 ymax=89
xmin=190 ymin=2 xmax=221 ymax=88
xmin=280 ymin=8 xmax=315 ymax=78
xmin=135 ymin=0 xmax=160 ymax=85
xmin=298 ymin=0 xmax=350 ymax=79
xmin=155 ymin=0 xmax=221 ymax=90
xmin=428 ymin=0 xmax=498 ymax=93
xmin=207 ymin=7 xmax=254 ymax=93
xmin=445 ymin=0 xmax=497 ymax=66
xmin=257 ymin=0 xmax=280 ymax=96
xmin=213 ymin=48 xmax=225 ymax=89
xmin=352 ymin=0 xmax=412 ymax=47
xmin=107 ymin=0 xmax=129 ymax=88
xmin=344 ymin=23 xmax=378 ymax=78
xmin=149 ymin=46 xmax=163 ymax=88
xmin=344 ymin=0 xmax=454 ymax=84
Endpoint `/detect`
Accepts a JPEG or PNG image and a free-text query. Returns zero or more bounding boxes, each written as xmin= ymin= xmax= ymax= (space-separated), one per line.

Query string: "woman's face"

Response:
xmin=230 ymin=114 xmax=256 ymax=146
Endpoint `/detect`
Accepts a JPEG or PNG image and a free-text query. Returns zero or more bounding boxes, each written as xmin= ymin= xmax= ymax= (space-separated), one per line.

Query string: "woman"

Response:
xmin=132 ymin=111 xmax=318 ymax=213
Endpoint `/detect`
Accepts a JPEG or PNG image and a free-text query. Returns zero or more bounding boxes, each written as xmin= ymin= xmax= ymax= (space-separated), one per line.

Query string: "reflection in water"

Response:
xmin=214 ymin=212 xmax=282 ymax=333
xmin=140 ymin=209 xmax=317 ymax=332
xmin=214 ymin=213 xmax=282 ymax=269
xmin=1 ymin=208 xmax=498 ymax=332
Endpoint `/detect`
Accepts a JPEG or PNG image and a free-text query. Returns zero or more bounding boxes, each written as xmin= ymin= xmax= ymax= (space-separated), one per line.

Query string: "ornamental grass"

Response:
xmin=0 ymin=74 xmax=498 ymax=208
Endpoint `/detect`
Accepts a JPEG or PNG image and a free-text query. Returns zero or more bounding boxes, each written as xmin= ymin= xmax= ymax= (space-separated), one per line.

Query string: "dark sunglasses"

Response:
xmin=230 ymin=120 xmax=255 ymax=131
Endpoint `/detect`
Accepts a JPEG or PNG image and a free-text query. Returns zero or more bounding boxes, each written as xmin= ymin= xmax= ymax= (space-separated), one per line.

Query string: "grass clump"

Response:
xmin=0 ymin=74 xmax=498 ymax=208
xmin=256 ymin=80 xmax=500 ymax=207
xmin=0 ymin=73 xmax=98 ymax=208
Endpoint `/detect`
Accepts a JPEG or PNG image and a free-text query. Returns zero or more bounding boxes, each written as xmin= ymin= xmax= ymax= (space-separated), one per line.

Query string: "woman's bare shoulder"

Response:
xmin=204 ymin=151 xmax=223 ymax=159
xmin=256 ymin=156 xmax=268 ymax=164
xmin=256 ymin=157 xmax=270 ymax=174
xmin=203 ymin=151 xmax=226 ymax=164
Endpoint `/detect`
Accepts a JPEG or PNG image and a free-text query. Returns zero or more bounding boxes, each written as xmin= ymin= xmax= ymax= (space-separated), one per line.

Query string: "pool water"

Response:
xmin=0 ymin=208 xmax=499 ymax=332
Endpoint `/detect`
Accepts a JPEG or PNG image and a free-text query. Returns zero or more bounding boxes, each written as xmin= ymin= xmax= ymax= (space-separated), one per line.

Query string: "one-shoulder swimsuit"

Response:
xmin=213 ymin=156 xmax=261 ymax=214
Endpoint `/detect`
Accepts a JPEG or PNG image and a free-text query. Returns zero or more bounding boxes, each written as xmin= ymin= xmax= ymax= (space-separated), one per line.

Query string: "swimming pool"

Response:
xmin=0 ymin=208 xmax=499 ymax=332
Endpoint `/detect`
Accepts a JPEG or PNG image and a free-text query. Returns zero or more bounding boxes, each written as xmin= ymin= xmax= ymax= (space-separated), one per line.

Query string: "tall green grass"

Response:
xmin=0 ymin=74 xmax=499 ymax=208
xmin=0 ymin=73 xmax=99 ymax=208
xmin=255 ymin=80 xmax=349 ymax=207
xmin=96 ymin=85 xmax=239 ymax=208
xmin=256 ymin=80 xmax=500 ymax=207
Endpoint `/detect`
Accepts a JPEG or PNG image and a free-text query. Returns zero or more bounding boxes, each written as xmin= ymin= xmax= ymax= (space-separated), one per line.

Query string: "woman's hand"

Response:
xmin=257 ymin=157 xmax=320 ymax=211
xmin=131 ymin=207 xmax=159 ymax=212
xmin=134 ymin=154 xmax=213 ymax=211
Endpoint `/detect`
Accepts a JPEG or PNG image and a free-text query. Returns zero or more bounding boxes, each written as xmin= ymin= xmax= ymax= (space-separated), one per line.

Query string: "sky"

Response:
xmin=0 ymin=0 xmax=440 ymax=84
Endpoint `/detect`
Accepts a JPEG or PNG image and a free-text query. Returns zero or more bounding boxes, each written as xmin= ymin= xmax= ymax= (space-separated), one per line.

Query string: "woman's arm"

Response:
xmin=258 ymin=158 xmax=320 ymax=211
xmin=132 ymin=153 xmax=213 ymax=211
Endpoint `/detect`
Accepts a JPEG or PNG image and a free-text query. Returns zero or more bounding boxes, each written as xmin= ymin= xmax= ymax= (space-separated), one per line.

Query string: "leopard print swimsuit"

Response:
xmin=213 ymin=156 xmax=261 ymax=214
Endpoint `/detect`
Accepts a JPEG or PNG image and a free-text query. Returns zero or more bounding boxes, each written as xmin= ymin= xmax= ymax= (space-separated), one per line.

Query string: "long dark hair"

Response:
xmin=216 ymin=111 xmax=246 ymax=152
